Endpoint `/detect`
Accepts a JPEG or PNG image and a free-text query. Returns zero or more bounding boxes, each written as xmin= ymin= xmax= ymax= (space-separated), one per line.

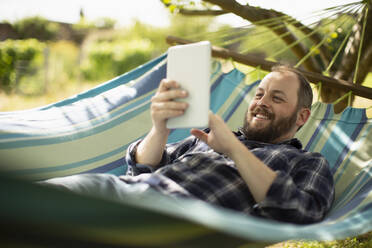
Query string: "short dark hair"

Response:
xmin=271 ymin=65 xmax=313 ymax=110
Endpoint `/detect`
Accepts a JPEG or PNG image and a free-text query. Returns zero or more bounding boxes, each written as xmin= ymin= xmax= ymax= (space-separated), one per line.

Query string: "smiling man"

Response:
xmin=125 ymin=65 xmax=334 ymax=224
xmin=43 ymin=65 xmax=335 ymax=224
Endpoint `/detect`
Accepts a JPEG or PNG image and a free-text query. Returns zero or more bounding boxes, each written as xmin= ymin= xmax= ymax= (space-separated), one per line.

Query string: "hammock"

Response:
xmin=0 ymin=54 xmax=371 ymax=247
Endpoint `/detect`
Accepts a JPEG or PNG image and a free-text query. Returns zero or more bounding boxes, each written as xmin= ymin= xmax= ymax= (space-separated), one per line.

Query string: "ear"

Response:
xmin=296 ymin=108 xmax=311 ymax=128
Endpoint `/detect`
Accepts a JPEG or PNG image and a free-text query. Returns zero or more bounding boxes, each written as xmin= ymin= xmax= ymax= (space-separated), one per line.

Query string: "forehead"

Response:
xmin=258 ymin=71 xmax=300 ymax=98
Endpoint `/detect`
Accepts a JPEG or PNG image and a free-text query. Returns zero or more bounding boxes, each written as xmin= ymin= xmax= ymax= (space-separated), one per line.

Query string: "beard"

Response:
xmin=242 ymin=106 xmax=298 ymax=143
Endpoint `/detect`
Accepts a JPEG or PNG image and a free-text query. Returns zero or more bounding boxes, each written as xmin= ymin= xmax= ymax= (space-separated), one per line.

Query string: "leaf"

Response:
xmin=169 ymin=4 xmax=177 ymax=13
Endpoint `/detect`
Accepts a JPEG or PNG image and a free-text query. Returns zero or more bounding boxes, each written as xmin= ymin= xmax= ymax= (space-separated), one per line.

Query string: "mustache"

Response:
xmin=251 ymin=107 xmax=275 ymax=119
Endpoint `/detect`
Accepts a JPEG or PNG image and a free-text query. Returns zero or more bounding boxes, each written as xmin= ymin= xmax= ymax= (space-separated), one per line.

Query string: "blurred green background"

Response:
xmin=1 ymin=8 xmax=371 ymax=114
xmin=0 ymin=15 xmax=228 ymax=111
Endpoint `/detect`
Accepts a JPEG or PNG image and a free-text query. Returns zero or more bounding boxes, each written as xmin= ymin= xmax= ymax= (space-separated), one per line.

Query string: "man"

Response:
xmin=44 ymin=65 xmax=335 ymax=224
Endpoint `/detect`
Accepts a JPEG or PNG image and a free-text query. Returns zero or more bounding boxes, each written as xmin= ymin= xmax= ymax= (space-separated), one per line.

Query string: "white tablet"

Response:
xmin=166 ymin=41 xmax=211 ymax=129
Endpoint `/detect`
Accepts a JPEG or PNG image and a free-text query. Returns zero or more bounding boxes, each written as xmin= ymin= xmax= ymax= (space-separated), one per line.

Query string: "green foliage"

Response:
xmin=161 ymin=0 xmax=214 ymax=14
xmin=0 ymin=39 xmax=45 ymax=93
xmin=168 ymin=15 xmax=216 ymax=37
xmin=81 ymin=38 xmax=154 ymax=81
xmin=13 ymin=16 xmax=60 ymax=41
xmin=94 ymin=17 xmax=117 ymax=29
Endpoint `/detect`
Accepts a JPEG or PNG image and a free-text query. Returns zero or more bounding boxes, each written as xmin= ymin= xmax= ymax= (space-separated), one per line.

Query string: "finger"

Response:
xmin=208 ymin=112 xmax=228 ymax=134
xmin=190 ymin=129 xmax=208 ymax=143
xmin=152 ymin=101 xmax=188 ymax=111
xmin=153 ymin=109 xmax=185 ymax=120
xmin=158 ymin=79 xmax=180 ymax=92
xmin=152 ymin=89 xmax=188 ymax=102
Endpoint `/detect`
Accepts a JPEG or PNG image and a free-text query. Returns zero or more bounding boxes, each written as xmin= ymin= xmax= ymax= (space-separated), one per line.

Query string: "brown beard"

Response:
xmin=242 ymin=107 xmax=298 ymax=143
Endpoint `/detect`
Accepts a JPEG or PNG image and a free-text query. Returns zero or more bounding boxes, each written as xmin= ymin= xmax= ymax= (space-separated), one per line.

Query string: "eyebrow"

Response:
xmin=257 ymin=87 xmax=287 ymax=97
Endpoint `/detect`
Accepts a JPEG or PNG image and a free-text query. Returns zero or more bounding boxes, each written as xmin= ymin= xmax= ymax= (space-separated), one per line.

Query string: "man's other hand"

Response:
xmin=191 ymin=112 xmax=240 ymax=157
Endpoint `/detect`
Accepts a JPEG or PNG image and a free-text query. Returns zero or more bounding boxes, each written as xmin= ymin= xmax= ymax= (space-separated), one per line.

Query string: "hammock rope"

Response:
xmin=294 ymin=9 xmax=359 ymax=69
xmin=353 ymin=4 xmax=369 ymax=84
xmin=242 ymin=3 xmax=360 ymax=54
xmin=333 ymin=91 xmax=353 ymax=105
xmin=329 ymin=3 xmax=369 ymax=107
xmin=316 ymin=82 xmax=323 ymax=102
xmin=186 ymin=2 xmax=361 ymax=53
xmin=187 ymin=1 xmax=362 ymax=40
xmin=269 ymin=6 xmax=360 ymax=62
xmin=185 ymin=1 xmax=362 ymax=50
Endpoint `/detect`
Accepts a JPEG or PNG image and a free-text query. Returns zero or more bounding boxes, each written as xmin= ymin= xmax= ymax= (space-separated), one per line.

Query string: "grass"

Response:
xmin=267 ymin=232 xmax=372 ymax=248
xmin=0 ymin=79 xmax=102 ymax=112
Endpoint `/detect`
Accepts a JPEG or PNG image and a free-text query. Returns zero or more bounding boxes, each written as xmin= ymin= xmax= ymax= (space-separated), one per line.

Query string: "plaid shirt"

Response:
xmin=124 ymin=130 xmax=334 ymax=224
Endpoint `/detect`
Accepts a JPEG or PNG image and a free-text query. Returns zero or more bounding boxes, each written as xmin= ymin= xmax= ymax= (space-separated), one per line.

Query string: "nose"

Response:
xmin=256 ymin=94 xmax=270 ymax=107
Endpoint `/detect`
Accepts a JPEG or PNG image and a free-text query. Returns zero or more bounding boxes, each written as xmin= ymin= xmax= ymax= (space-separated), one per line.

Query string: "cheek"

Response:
xmin=275 ymin=105 xmax=296 ymax=120
xmin=248 ymin=101 xmax=257 ymax=112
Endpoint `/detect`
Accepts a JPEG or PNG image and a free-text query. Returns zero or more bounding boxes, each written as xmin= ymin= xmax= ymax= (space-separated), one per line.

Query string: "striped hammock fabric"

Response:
xmin=0 ymin=54 xmax=371 ymax=246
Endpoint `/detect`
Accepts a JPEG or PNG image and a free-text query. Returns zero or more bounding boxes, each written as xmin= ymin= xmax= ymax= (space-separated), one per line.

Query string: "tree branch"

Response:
xmin=179 ymin=9 xmax=228 ymax=16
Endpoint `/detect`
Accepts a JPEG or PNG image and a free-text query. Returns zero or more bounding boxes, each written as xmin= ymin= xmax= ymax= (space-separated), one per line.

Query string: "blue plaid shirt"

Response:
xmin=125 ymin=130 xmax=335 ymax=224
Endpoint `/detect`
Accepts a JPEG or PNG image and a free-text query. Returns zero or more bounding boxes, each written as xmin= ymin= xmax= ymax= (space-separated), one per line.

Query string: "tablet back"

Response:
xmin=166 ymin=41 xmax=211 ymax=129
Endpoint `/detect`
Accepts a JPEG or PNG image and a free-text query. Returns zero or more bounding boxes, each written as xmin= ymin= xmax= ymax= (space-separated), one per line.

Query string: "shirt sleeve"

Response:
xmin=125 ymin=135 xmax=198 ymax=176
xmin=252 ymin=153 xmax=335 ymax=224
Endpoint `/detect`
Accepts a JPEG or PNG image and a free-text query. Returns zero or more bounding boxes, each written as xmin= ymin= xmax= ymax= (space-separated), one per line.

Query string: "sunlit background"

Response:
xmin=0 ymin=0 xmax=369 ymax=112
xmin=0 ymin=0 xmax=357 ymax=27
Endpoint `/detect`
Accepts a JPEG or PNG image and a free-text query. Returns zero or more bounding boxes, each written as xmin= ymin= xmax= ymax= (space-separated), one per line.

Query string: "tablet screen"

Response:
xmin=166 ymin=41 xmax=211 ymax=129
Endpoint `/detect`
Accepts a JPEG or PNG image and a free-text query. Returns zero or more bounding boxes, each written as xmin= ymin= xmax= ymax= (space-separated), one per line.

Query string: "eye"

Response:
xmin=273 ymin=96 xmax=283 ymax=102
xmin=255 ymin=93 xmax=263 ymax=99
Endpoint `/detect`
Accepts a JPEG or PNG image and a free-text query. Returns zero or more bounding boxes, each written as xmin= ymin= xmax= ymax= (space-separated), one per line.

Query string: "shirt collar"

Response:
xmin=235 ymin=129 xmax=303 ymax=149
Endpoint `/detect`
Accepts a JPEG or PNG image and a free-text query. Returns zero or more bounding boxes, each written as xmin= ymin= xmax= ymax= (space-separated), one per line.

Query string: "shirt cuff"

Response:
xmin=125 ymin=139 xmax=155 ymax=176
xmin=252 ymin=171 xmax=297 ymax=213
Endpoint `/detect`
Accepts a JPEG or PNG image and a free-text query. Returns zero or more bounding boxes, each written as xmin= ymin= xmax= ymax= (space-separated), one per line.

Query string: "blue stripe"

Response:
xmin=333 ymin=163 xmax=372 ymax=210
xmin=3 ymin=144 xmax=126 ymax=176
xmin=332 ymin=120 xmax=365 ymax=175
xmin=305 ymin=104 xmax=332 ymax=151
xmin=210 ymin=69 xmax=245 ymax=114
xmin=0 ymin=101 xmax=151 ymax=149
xmin=326 ymin=178 xmax=372 ymax=221
xmin=325 ymin=108 xmax=366 ymax=174
xmin=0 ymin=64 xmax=166 ymax=140
xmin=0 ymin=63 xmax=168 ymax=144
xmin=4 ymin=133 xmax=147 ymax=177
xmin=81 ymin=158 xmax=127 ymax=175
xmin=334 ymin=123 xmax=372 ymax=185
xmin=360 ymin=201 xmax=372 ymax=214
xmin=105 ymin=165 xmax=127 ymax=176
xmin=223 ymin=80 xmax=259 ymax=122
xmin=0 ymin=92 xmax=154 ymax=141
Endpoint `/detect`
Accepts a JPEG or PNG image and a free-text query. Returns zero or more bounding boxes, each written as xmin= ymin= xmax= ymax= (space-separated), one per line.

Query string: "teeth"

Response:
xmin=255 ymin=114 xmax=268 ymax=119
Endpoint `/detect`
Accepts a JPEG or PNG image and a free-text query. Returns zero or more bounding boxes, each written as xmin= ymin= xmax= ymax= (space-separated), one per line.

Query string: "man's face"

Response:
xmin=242 ymin=71 xmax=301 ymax=143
